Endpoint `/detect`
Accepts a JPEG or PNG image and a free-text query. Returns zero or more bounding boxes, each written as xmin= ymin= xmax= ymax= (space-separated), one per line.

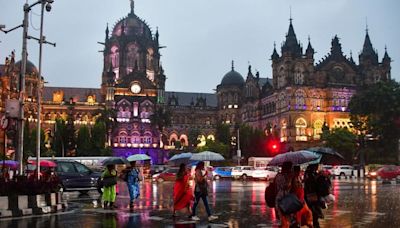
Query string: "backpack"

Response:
xmin=265 ymin=180 xmax=277 ymax=208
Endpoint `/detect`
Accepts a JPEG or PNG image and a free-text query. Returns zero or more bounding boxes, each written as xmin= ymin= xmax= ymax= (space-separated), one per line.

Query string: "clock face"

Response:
xmin=130 ymin=83 xmax=141 ymax=94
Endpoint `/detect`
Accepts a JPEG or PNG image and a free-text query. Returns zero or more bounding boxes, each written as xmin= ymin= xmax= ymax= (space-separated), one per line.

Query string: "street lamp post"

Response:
xmin=10 ymin=0 xmax=55 ymax=176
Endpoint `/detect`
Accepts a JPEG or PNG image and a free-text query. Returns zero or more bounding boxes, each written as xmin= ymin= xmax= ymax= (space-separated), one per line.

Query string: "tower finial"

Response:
xmin=130 ymin=0 xmax=134 ymax=14
xmin=231 ymin=60 xmax=234 ymax=71
xmin=274 ymin=41 xmax=276 ymax=49
xmin=308 ymin=35 xmax=310 ymax=43
xmin=365 ymin=17 xmax=369 ymax=34
xmin=289 ymin=6 xmax=292 ymax=23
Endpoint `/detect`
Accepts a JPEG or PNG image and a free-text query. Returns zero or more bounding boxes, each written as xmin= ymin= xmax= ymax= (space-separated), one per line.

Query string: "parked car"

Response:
xmin=212 ymin=167 xmax=233 ymax=180
xmin=252 ymin=167 xmax=278 ymax=180
xmin=54 ymin=160 xmax=102 ymax=194
xmin=376 ymin=165 xmax=400 ymax=180
xmin=231 ymin=166 xmax=255 ymax=180
xmin=152 ymin=167 xmax=180 ymax=182
xmin=365 ymin=166 xmax=382 ymax=179
xmin=332 ymin=165 xmax=354 ymax=177
xmin=321 ymin=165 xmax=333 ymax=176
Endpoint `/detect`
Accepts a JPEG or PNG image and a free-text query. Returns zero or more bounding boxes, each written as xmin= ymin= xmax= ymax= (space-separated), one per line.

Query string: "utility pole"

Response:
xmin=237 ymin=128 xmax=241 ymax=165
xmin=16 ymin=3 xmax=30 ymax=175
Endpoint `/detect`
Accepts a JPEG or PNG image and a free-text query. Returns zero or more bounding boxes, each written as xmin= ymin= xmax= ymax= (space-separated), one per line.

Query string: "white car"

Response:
xmin=332 ymin=165 xmax=354 ymax=177
xmin=252 ymin=167 xmax=278 ymax=180
xmin=231 ymin=166 xmax=255 ymax=180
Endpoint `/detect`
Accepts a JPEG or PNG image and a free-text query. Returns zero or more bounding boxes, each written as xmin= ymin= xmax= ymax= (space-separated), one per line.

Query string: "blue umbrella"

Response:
xmin=168 ymin=152 xmax=192 ymax=165
xmin=190 ymin=151 xmax=225 ymax=161
xmin=127 ymin=154 xmax=151 ymax=162
xmin=0 ymin=160 xmax=19 ymax=169
xmin=102 ymin=157 xmax=129 ymax=166
xmin=269 ymin=150 xmax=321 ymax=166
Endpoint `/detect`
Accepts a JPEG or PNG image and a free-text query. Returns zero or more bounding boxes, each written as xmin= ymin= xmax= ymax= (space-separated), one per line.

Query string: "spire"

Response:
xmin=130 ymin=0 xmax=134 ymax=14
xmin=383 ymin=45 xmax=391 ymax=63
xmin=271 ymin=42 xmax=279 ymax=60
xmin=360 ymin=27 xmax=378 ymax=65
xmin=330 ymin=35 xmax=343 ymax=57
xmin=231 ymin=60 xmax=235 ymax=71
xmin=349 ymin=50 xmax=355 ymax=64
xmin=247 ymin=64 xmax=254 ymax=79
xmin=305 ymin=35 xmax=314 ymax=58
xmin=281 ymin=14 xmax=302 ymax=57
xmin=105 ymin=23 xmax=109 ymax=41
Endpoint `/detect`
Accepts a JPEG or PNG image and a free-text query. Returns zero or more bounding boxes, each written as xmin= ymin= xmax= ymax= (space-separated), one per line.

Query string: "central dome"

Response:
xmin=220 ymin=69 xmax=244 ymax=86
xmin=111 ymin=10 xmax=152 ymax=39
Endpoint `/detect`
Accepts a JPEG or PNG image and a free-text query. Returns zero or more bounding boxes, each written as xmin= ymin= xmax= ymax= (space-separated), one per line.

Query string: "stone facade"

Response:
xmin=0 ymin=2 xmax=392 ymax=160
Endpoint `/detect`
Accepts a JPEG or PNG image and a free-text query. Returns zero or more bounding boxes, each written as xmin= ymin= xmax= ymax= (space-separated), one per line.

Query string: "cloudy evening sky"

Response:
xmin=1 ymin=0 xmax=399 ymax=93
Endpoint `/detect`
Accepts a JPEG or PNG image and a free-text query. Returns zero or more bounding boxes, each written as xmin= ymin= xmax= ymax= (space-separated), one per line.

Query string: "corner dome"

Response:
xmin=220 ymin=69 xmax=244 ymax=86
xmin=15 ymin=60 xmax=38 ymax=75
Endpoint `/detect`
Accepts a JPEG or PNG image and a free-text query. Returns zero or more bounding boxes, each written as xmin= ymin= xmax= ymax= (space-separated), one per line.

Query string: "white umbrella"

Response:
xmin=127 ymin=154 xmax=151 ymax=162
xmin=190 ymin=151 xmax=225 ymax=161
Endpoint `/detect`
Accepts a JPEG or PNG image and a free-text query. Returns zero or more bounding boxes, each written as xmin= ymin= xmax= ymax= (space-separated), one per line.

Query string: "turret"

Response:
xmin=359 ymin=29 xmax=379 ymax=65
xmin=305 ymin=36 xmax=314 ymax=59
xmin=271 ymin=42 xmax=279 ymax=61
xmin=281 ymin=18 xmax=302 ymax=57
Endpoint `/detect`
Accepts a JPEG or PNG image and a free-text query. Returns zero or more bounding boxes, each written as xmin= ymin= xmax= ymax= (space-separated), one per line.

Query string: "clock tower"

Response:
xmin=100 ymin=0 xmax=167 ymax=162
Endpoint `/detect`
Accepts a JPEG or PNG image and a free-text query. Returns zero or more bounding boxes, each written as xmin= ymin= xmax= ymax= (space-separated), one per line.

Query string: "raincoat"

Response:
xmin=102 ymin=168 xmax=117 ymax=203
xmin=127 ymin=168 xmax=140 ymax=203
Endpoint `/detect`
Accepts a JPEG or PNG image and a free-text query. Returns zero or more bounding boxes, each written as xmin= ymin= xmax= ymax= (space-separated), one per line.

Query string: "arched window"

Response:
xmin=295 ymin=118 xmax=307 ymax=141
xmin=279 ymin=92 xmax=286 ymax=109
xmin=278 ymin=67 xmax=286 ymax=88
xmin=294 ymin=66 xmax=304 ymax=85
xmin=295 ymin=89 xmax=306 ymax=109
xmin=280 ymin=119 xmax=287 ymax=142
xmin=313 ymin=120 xmax=324 ymax=140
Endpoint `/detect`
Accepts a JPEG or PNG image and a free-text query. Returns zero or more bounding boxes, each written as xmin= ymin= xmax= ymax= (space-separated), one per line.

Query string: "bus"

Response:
xmin=248 ymin=157 xmax=273 ymax=170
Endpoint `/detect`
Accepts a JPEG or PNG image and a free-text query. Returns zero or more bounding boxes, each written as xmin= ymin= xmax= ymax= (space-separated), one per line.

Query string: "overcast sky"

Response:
xmin=1 ymin=0 xmax=399 ymax=93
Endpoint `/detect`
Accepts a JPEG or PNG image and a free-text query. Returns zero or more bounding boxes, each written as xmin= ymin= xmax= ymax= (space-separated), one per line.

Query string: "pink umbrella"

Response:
xmin=28 ymin=160 xmax=57 ymax=167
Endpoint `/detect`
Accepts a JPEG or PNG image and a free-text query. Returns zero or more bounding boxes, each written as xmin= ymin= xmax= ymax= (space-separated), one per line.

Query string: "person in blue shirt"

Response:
xmin=125 ymin=161 xmax=141 ymax=209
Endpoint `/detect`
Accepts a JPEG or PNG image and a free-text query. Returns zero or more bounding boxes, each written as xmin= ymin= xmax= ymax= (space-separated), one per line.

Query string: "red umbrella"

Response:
xmin=28 ymin=160 xmax=57 ymax=167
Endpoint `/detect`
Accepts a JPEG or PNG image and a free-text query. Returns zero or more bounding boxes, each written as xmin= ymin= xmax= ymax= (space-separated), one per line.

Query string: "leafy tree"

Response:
xmin=52 ymin=118 xmax=67 ymax=157
xmin=92 ymin=121 xmax=107 ymax=153
xmin=94 ymin=106 xmax=117 ymax=146
xmin=215 ymin=123 xmax=231 ymax=145
xmin=321 ymin=128 xmax=357 ymax=163
xmin=196 ymin=139 xmax=230 ymax=159
xmin=150 ymin=106 xmax=172 ymax=132
xmin=188 ymin=128 xmax=201 ymax=148
xmin=23 ymin=124 xmax=33 ymax=159
xmin=76 ymin=125 xmax=92 ymax=156
xmin=349 ymin=80 xmax=400 ymax=161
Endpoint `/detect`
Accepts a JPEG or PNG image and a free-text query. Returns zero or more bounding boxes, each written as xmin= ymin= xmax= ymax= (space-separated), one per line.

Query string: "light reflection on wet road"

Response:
xmin=1 ymin=179 xmax=399 ymax=227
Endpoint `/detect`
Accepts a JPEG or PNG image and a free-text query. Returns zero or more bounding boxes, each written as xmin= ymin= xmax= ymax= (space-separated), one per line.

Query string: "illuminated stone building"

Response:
xmin=0 ymin=1 xmax=392 ymax=160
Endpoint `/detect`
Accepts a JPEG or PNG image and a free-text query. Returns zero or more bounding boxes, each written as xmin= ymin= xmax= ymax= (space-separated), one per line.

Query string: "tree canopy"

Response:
xmin=349 ymin=80 xmax=400 ymax=161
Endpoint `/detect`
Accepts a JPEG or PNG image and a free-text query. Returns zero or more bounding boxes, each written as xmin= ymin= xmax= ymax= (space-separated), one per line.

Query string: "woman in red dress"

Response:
xmin=173 ymin=163 xmax=193 ymax=217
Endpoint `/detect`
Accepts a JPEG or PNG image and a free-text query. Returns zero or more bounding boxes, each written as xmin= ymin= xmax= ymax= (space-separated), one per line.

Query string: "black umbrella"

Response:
xmin=101 ymin=157 xmax=129 ymax=166
xmin=307 ymin=147 xmax=344 ymax=159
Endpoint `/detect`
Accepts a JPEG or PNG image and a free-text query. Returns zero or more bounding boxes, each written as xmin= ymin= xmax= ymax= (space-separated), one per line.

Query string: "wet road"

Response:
xmin=1 ymin=179 xmax=400 ymax=228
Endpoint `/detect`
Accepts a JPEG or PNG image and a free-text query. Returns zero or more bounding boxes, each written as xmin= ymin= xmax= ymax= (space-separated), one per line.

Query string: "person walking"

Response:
xmin=102 ymin=164 xmax=118 ymax=209
xmin=275 ymin=161 xmax=293 ymax=228
xmin=291 ymin=166 xmax=313 ymax=228
xmin=304 ymin=164 xmax=323 ymax=228
xmin=125 ymin=161 xmax=141 ymax=209
xmin=173 ymin=163 xmax=194 ymax=217
xmin=190 ymin=161 xmax=218 ymax=221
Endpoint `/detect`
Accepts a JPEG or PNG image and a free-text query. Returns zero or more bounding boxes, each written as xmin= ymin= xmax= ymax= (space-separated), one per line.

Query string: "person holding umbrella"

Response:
xmin=173 ymin=163 xmax=193 ymax=217
xmin=123 ymin=161 xmax=142 ymax=210
xmin=102 ymin=164 xmax=118 ymax=209
xmin=190 ymin=161 xmax=218 ymax=221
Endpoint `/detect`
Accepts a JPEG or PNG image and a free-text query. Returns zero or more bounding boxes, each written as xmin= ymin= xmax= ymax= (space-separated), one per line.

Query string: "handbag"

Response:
xmin=102 ymin=176 xmax=117 ymax=187
xmin=306 ymin=192 xmax=319 ymax=203
xmin=278 ymin=193 xmax=303 ymax=215
xmin=265 ymin=181 xmax=277 ymax=208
